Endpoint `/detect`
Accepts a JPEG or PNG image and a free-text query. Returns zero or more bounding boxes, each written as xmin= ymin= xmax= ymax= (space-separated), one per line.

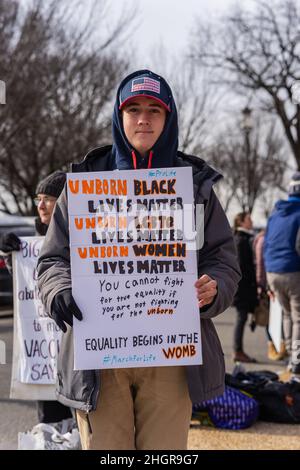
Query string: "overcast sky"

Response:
xmin=110 ymin=0 xmax=237 ymax=69
xmin=14 ymin=0 xmax=267 ymax=223
xmin=108 ymin=0 xmax=273 ymax=224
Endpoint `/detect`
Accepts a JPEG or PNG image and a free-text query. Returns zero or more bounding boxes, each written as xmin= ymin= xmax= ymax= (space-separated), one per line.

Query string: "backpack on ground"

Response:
xmin=226 ymin=367 xmax=300 ymax=424
xmin=257 ymin=379 xmax=300 ymax=423
xmin=193 ymin=385 xmax=259 ymax=430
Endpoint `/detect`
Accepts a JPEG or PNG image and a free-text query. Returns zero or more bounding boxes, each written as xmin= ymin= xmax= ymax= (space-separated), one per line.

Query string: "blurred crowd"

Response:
xmin=232 ymin=171 xmax=300 ymax=381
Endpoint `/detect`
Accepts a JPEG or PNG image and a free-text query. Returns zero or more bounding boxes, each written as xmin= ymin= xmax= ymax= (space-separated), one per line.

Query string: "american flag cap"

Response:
xmin=119 ymin=70 xmax=171 ymax=112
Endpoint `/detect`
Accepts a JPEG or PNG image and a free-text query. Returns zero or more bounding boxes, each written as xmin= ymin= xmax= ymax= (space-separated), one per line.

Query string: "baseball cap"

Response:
xmin=119 ymin=70 xmax=171 ymax=112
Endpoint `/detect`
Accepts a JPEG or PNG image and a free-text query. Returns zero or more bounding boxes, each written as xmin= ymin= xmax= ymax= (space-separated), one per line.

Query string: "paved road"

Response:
xmin=0 ymin=311 xmax=36 ymax=450
xmin=0 ymin=306 xmax=288 ymax=450
xmin=215 ymin=307 xmax=286 ymax=375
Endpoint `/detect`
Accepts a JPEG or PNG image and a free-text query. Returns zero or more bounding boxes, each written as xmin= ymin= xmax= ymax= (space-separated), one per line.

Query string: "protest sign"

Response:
xmin=10 ymin=237 xmax=61 ymax=400
xmin=68 ymin=167 xmax=202 ymax=370
xmin=268 ymin=296 xmax=282 ymax=353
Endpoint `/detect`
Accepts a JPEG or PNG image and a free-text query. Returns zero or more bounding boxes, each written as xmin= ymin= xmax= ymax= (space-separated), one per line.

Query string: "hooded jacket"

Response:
xmin=112 ymin=70 xmax=178 ymax=170
xmin=37 ymin=70 xmax=240 ymax=410
xmin=264 ymin=198 xmax=300 ymax=273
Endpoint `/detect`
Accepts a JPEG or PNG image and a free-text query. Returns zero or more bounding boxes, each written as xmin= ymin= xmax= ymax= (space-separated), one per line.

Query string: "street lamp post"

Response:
xmin=241 ymin=107 xmax=253 ymax=212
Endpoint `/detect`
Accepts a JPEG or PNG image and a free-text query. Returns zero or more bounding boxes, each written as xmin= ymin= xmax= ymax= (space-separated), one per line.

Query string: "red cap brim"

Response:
xmin=119 ymin=94 xmax=170 ymax=112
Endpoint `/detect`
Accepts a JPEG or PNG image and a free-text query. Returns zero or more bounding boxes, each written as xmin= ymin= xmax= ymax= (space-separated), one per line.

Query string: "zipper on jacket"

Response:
xmin=86 ymin=370 xmax=100 ymax=413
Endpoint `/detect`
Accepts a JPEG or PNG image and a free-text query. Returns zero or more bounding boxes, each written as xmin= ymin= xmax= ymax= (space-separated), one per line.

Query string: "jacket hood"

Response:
xmin=274 ymin=199 xmax=300 ymax=216
xmin=112 ymin=69 xmax=178 ymax=170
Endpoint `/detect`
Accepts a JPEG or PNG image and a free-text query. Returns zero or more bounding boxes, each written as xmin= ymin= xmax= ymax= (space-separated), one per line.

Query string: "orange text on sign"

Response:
xmin=77 ymin=246 xmax=129 ymax=259
xmin=162 ymin=344 xmax=196 ymax=359
xmin=69 ymin=179 xmax=127 ymax=195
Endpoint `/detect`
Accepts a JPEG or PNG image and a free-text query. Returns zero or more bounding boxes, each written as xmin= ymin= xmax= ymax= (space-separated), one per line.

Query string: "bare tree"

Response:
xmin=207 ymin=114 xmax=287 ymax=213
xmin=191 ymin=0 xmax=300 ymax=169
xmin=150 ymin=47 xmax=220 ymax=155
xmin=173 ymin=65 xmax=219 ymax=154
xmin=258 ymin=187 xmax=286 ymax=219
xmin=0 ymin=0 xmax=135 ymax=215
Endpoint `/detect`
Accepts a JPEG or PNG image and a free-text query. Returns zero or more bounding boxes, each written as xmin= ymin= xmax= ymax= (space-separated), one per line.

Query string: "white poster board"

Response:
xmin=68 ymin=167 xmax=202 ymax=370
xmin=268 ymin=296 xmax=282 ymax=352
xmin=10 ymin=237 xmax=61 ymax=400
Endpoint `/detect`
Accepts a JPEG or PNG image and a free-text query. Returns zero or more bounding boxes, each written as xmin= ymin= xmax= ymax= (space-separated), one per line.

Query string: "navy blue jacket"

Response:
xmin=264 ymin=198 xmax=300 ymax=273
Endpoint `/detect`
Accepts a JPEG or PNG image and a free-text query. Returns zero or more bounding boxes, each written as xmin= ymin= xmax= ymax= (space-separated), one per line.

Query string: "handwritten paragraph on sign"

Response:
xmin=67 ymin=167 xmax=202 ymax=370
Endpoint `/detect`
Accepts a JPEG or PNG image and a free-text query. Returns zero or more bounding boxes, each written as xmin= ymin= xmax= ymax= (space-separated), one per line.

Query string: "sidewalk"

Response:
xmin=187 ymin=308 xmax=300 ymax=450
xmin=215 ymin=307 xmax=287 ymax=375
xmin=188 ymin=421 xmax=300 ymax=450
xmin=1 ymin=307 xmax=299 ymax=450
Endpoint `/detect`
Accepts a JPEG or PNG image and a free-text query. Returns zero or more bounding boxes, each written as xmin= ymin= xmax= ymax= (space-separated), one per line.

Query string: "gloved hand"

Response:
xmin=51 ymin=289 xmax=83 ymax=332
xmin=0 ymin=232 xmax=21 ymax=253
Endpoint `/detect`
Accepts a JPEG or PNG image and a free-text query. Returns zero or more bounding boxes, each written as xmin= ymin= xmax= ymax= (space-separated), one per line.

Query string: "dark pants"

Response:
xmin=233 ymin=308 xmax=248 ymax=352
xmin=37 ymin=400 xmax=72 ymax=424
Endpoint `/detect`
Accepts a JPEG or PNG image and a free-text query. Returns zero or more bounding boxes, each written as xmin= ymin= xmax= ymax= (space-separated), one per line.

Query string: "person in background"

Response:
xmin=253 ymin=229 xmax=287 ymax=361
xmin=232 ymin=212 xmax=258 ymax=363
xmin=264 ymin=172 xmax=300 ymax=379
xmin=0 ymin=171 xmax=73 ymax=423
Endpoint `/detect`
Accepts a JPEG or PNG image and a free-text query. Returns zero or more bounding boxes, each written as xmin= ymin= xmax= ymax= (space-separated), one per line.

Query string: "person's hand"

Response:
xmin=51 ymin=289 xmax=83 ymax=332
xmin=0 ymin=233 xmax=21 ymax=253
xmin=194 ymin=274 xmax=218 ymax=308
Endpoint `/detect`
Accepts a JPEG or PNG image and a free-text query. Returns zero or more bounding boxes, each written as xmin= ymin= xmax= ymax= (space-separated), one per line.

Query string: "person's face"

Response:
xmin=35 ymin=193 xmax=57 ymax=225
xmin=241 ymin=213 xmax=253 ymax=230
xmin=122 ymin=97 xmax=167 ymax=157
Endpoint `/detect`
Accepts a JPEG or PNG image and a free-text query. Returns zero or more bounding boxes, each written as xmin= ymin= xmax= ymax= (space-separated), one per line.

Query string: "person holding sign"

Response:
xmin=0 ymin=171 xmax=72 ymax=424
xmin=37 ymin=70 xmax=240 ymax=450
xmin=264 ymin=172 xmax=300 ymax=379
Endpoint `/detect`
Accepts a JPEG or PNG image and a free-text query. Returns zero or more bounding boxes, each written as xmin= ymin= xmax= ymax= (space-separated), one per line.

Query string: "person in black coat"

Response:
xmin=232 ymin=212 xmax=258 ymax=362
xmin=0 ymin=172 xmax=73 ymax=423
